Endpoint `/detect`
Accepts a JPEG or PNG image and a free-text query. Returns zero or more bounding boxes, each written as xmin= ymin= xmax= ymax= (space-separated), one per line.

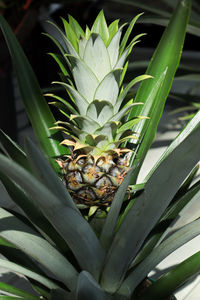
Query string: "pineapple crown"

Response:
xmin=46 ymin=10 xmax=152 ymax=156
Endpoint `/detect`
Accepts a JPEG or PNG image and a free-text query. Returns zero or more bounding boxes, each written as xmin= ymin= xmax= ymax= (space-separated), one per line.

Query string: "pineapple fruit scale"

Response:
xmin=46 ymin=11 xmax=151 ymax=207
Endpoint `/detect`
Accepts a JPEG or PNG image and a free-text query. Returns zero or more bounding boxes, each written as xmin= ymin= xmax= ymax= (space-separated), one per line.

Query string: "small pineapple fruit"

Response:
xmin=46 ymin=11 xmax=151 ymax=207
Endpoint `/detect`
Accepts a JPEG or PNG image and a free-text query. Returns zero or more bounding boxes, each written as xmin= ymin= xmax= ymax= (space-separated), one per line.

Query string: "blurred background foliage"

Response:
xmin=0 ymin=0 xmax=199 ymax=141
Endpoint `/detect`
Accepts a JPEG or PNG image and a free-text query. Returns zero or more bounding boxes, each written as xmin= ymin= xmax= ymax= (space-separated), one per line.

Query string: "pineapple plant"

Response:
xmin=1 ymin=1 xmax=200 ymax=300
xmin=45 ymin=10 xmax=151 ymax=208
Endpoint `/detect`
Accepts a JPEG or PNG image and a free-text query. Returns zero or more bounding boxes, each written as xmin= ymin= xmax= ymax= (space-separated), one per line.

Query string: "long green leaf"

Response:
xmin=100 ymin=125 xmax=200 ymax=293
xmin=0 ymin=155 xmax=105 ymax=280
xmin=128 ymin=0 xmax=191 ymax=182
xmin=145 ymin=110 xmax=200 ymax=181
xmin=0 ymin=236 xmax=50 ymax=299
xmin=0 ymin=282 xmax=39 ymax=300
xmin=0 ymin=15 xmax=68 ymax=173
xmin=138 ymin=251 xmax=200 ymax=300
xmin=120 ymin=218 xmax=200 ymax=297
xmin=0 ymin=258 xmax=58 ymax=291
xmin=100 ymin=168 xmax=134 ymax=249
xmin=0 ymin=172 xmax=69 ymax=254
xmin=76 ymin=271 xmax=110 ymax=300
xmin=0 ymin=208 xmax=78 ymax=290
xmin=0 ymin=130 xmax=29 ymax=171
xmin=130 ymin=181 xmax=200 ymax=268
xmin=24 ymin=138 xmax=78 ymax=212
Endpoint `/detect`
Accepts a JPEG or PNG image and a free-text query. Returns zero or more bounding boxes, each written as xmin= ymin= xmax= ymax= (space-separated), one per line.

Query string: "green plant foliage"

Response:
xmin=1 ymin=0 xmax=200 ymax=299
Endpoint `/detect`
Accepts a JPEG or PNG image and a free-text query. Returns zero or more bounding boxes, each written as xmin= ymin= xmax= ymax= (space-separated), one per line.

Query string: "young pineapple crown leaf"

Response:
xmin=46 ymin=10 xmax=150 ymax=156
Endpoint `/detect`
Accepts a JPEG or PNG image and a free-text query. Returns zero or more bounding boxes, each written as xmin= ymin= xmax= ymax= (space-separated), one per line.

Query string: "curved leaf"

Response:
xmin=0 ymin=15 xmax=68 ymax=172
xmin=0 ymin=208 xmax=78 ymax=290
xmin=0 ymin=130 xmax=29 ymax=171
xmin=0 ymin=155 xmax=105 ymax=280
xmin=83 ymin=33 xmax=111 ymax=81
xmin=100 ymin=125 xmax=200 ymax=293
xmin=128 ymin=0 xmax=192 ymax=182
xmin=0 ymin=282 xmax=39 ymax=300
xmin=0 ymin=258 xmax=58 ymax=290
xmin=94 ymin=69 xmax=122 ymax=106
xmin=120 ymin=218 xmax=200 ymax=297
xmin=138 ymin=251 xmax=200 ymax=300
xmin=145 ymin=110 xmax=200 ymax=181
xmin=0 ymin=172 xmax=70 ymax=254
xmin=76 ymin=271 xmax=110 ymax=300
xmin=24 ymin=138 xmax=78 ymax=213
xmin=100 ymin=168 xmax=134 ymax=249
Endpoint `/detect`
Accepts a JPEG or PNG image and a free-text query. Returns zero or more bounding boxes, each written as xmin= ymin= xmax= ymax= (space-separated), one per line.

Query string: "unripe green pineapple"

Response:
xmin=46 ymin=11 xmax=151 ymax=207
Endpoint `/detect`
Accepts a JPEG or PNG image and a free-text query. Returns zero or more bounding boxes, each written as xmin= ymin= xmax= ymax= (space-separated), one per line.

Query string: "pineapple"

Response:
xmin=46 ymin=11 xmax=151 ymax=207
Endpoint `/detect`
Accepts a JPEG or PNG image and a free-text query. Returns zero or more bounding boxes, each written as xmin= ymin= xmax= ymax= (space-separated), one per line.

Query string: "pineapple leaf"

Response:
xmin=145 ymin=110 xmax=200 ymax=182
xmin=45 ymin=93 xmax=78 ymax=114
xmin=0 ymin=154 xmax=105 ymax=280
xmin=0 ymin=14 xmax=68 ymax=171
xmin=48 ymin=52 xmax=69 ymax=76
xmin=91 ymin=10 xmax=109 ymax=44
xmin=115 ymin=40 xmax=139 ymax=69
xmin=76 ymin=271 xmax=108 ymax=300
xmin=52 ymin=81 xmax=89 ymax=115
xmin=139 ymin=251 xmax=200 ymax=300
xmin=128 ymin=0 xmax=191 ymax=181
xmin=68 ymin=14 xmax=85 ymax=39
xmin=0 ymin=172 xmax=70 ymax=255
xmin=0 ymin=258 xmax=59 ymax=290
xmin=111 ymin=102 xmax=141 ymax=122
xmin=85 ymin=25 xmax=91 ymax=39
xmin=95 ymin=122 xmax=118 ymax=142
xmin=70 ymin=115 xmax=100 ymax=133
xmin=128 ymin=68 xmax=167 ymax=155
xmin=0 ymin=130 xmax=29 ymax=171
xmin=0 ymin=208 xmax=78 ymax=290
xmin=120 ymin=217 xmax=200 ymax=297
xmin=79 ymin=36 xmax=88 ymax=59
xmin=0 ymin=237 xmax=50 ymax=298
xmin=54 ymin=120 xmax=83 ymax=136
xmin=24 ymin=138 xmax=79 ymax=212
xmin=119 ymin=13 xmax=144 ymax=57
xmin=66 ymin=55 xmax=99 ymax=102
xmin=83 ymin=33 xmax=111 ymax=81
xmin=130 ymin=181 xmax=200 ymax=270
xmin=107 ymin=19 xmax=119 ymax=46
xmin=100 ymin=121 xmax=200 ymax=293
xmin=116 ymin=134 xmax=138 ymax=144
xmin=100 ymin=168 xmax=135 ymax=249
xmin=49 ymin=102 xmax=69 ymax=118
xmin=47 ymin=20 xmax=78 ymax=57
xmin=107 ymin=25 xmax=125 ymax=68
xmin=115 ymin=74 xmax=153 ymax=113
xmin=120 ymin=60 xmax=129 ymax=87
xmin=116 ymin=116 xmax=149 ymax=135
xmin=0 ymin=281 xmax=40 ymax=300
xmin=94 ymin=69 xmax=122 ymax=105
xmin=61 ymin=17 xmax=79 ymax=52
xmin=43 ymin=32 xmax=66 ymax=57
xmin=87 ymin=100 xmax=114 ymax=126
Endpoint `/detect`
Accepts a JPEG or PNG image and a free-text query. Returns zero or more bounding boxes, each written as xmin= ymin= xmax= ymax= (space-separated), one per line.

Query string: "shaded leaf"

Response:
xmin=101 ymin=124 xmax=200 ymax=293
xmin=0 ymin=155 xmax=105 ymax=281
xmin=120 ymin=218 xmax=200 ymax=297
xmin=76 ymin=271 xmax=110 ymax=300
xmin=0 ymin=15 xmax=68 ymax=172
xmin=0 ymin=208 xmax=78 ymax=290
